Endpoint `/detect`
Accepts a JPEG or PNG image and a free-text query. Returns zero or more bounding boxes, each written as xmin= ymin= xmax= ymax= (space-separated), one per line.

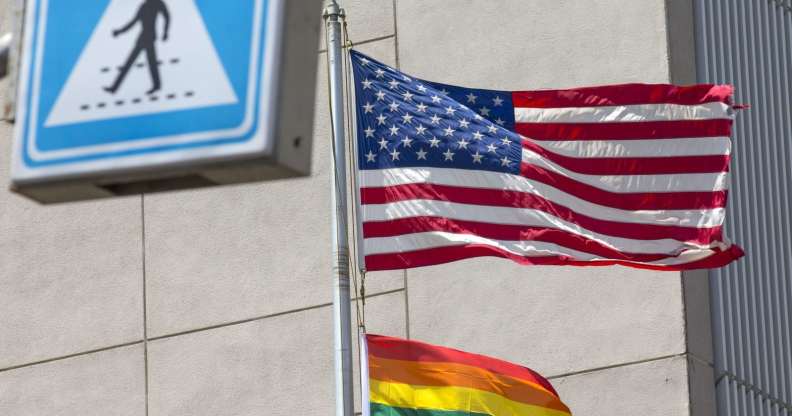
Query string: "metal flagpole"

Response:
xmin=324 ymin=1 xmax=354 ymax=416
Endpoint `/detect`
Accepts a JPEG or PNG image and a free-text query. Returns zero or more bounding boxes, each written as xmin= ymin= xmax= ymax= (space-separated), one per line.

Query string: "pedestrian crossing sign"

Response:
xmin=11 ymin=0 xmax=321 ymax=203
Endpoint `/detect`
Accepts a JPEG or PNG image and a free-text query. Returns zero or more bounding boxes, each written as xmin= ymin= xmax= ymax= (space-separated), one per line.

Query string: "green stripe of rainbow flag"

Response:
xmin=363 ymin=334 xmax=572 ymax=416
xmin=372 ymin=402 xmax=491 ymax=416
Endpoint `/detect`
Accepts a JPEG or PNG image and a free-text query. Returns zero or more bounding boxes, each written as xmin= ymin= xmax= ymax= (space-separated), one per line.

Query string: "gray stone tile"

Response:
xmin=395 ymin=0 xmax=670 ymax=88
xmin=319 ymin=0 xmax=395 ymax=51
xmin=144 ymin=40 xmax=400 ymax=338
xmin=0 ymin=126 xmax=143 ymax=369
xmin=0 ymin=344 xmax=146 ymax=416
xmin=407 ymin=258 xmax=685 ymax=376
xmin=148 ymin=291 xmax=405 ymax=416
xmin=552 ymin=355 xmax=689 ymax=416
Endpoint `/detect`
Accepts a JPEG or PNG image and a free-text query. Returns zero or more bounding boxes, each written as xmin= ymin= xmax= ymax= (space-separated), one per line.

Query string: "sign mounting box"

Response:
xmin=11 ymin=0 xmax=322 ymax=203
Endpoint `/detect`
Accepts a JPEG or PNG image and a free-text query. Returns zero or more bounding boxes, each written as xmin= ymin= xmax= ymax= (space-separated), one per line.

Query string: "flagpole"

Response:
xmin=324 ymin=2 xmax=355 ymax=416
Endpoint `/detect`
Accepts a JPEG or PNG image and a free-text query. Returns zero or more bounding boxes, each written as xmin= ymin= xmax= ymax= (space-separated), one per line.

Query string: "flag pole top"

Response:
xmin=323 ymin=1 xmax=345 ymax=19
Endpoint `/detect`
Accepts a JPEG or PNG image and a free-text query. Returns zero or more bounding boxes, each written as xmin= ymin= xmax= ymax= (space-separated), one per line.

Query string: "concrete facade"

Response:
xmin=0 ymin=1 xmax=717 ymax=415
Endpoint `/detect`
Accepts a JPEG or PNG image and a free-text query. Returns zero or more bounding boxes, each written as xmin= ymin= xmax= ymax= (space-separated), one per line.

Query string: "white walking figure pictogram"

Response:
xmin=104 ymin=0 xmax=171 ymax=95
xmin=46 ymin=0 xmax=238 ymax=127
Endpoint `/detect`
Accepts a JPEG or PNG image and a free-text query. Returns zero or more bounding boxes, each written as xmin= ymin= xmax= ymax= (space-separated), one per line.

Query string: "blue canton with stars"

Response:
xmin=351 ymin=50 xmax=522 ymax=174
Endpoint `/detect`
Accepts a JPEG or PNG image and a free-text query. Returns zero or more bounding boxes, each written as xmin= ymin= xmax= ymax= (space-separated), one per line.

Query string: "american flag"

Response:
xmin=350 ymin=50 xmax=743 ymax=272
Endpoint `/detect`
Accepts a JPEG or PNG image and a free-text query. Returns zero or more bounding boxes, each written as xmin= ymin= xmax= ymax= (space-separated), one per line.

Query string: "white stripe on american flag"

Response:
xmin=514 ymin=101 xmax=732 ymax=123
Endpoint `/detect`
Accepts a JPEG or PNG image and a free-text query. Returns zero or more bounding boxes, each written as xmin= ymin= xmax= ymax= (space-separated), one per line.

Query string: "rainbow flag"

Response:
xmin=362 ymin=334 xmax=572 ymax=416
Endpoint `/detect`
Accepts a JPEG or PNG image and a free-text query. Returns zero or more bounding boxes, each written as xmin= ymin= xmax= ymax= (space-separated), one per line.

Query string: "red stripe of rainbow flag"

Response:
xmin=363 ymin=334 xmax=572 ymax=416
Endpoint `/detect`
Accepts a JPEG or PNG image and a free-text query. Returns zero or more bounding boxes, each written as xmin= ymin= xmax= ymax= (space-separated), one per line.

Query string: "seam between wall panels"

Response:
xmin=317 ymin=34 xmax=396 ymax=54
xmin=663 ymin=0 xmax=675 ymax=84
xmin=0 ymin=341 xmax=145 ymax=374
xmin=547 ymin=352 xmax=688 ymax=380
xmin=0 ymin=289 xmax=405 ymax=374
xmin=681 ymin=273 xmax=695 ymax=416
xmin=141 ymin=195 xmax=149 ymax=416
xmin=147 ymin=288 xmax=406 ymax=342
xmin=404 ymin=269 xmax=410 ymax=339
xmin=392 ymin=0 xmax=400 ymax=70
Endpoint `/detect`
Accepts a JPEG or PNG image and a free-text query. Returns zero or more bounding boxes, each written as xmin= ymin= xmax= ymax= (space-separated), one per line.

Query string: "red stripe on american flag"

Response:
xmin=514 ymin=119 xmax=733 ymax=141
xmin=363 ymin=217 xmax=677 ymax=262
xmin=364 ymin=244 xmax=745 ymax=272
xmin=511 ymin=83 xmax=733 ymax=108
xmin=520 ymin=164 xmax=728 ymax=210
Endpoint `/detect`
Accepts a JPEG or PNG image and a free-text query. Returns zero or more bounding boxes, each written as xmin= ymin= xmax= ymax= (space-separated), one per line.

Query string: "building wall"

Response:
xmin=695 ymin=0 xmax=792 ymax=414
xmin=0 ymin=1 xmax=715 ymax=415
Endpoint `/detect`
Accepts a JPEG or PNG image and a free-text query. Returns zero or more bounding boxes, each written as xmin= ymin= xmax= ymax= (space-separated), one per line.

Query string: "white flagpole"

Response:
xmin=360 ymin=333 xmax=371 ymax=416
xmin=323 ymin=2 xmax=354 ymax=416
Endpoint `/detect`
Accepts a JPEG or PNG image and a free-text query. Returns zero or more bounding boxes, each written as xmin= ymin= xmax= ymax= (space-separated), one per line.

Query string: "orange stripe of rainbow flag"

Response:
xmin=364 ymin=334 xmax=572 ymax=416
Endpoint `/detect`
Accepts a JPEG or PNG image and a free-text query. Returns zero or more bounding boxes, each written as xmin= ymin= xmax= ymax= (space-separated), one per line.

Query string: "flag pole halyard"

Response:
xmin=324 ymin=2 xmax=355 ymax=416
